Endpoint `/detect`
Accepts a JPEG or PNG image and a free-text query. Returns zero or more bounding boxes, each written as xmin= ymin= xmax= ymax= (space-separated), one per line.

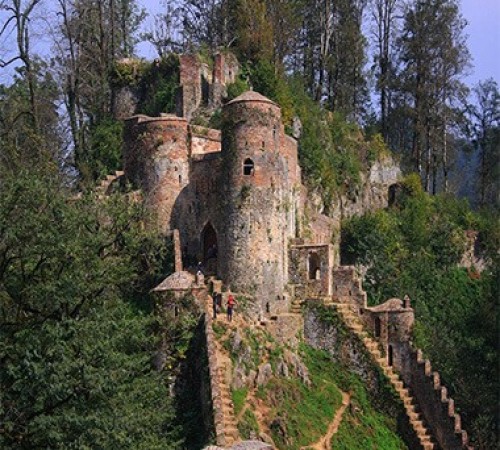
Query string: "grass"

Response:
xmin=302 ymin=345 xmax=406 ymax=450
xmin=259 ymin=344 xmax=407 ymax=450
xmin=212 ymin=321 xmax=227 ymax=340
xmin=238 ymin=409 xmax=260 ymax=439
xmin=264 ymin=346 xmax=343 ymax=449
xmin=232 ymin=387 xmax=248 ymax=417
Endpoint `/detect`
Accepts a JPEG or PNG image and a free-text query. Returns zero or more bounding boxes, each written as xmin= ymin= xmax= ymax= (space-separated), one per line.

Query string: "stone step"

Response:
xmin=377 ymin=358 xmax=389 ymax=367
xmin=394 ymin=381 xmax=405 ymax=391
xmin=407 ymin=411 xmax=421 ymax=422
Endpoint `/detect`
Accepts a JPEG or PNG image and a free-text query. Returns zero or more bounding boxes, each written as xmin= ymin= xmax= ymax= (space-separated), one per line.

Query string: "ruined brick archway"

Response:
xmin=201 ymin=222 xmax=218 ymax=263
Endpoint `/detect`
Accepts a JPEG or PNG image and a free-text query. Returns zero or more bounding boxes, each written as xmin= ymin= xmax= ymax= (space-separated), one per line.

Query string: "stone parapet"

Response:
xmin=331 ymin=266 xmax=367 ymax=311
xmin=398 ymin=343 xmax=473 ymax=449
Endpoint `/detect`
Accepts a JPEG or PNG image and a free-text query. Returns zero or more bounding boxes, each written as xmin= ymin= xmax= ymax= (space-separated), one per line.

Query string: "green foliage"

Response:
xmin=302 ymin=345 xmax=406 ymax=450
xmin=232 ymin=387 xmax=248 ymax=416
xmin=111 ymin=59 xmax=149 ymax=87
xmin=285 ymin=79 xmax=368 ymax=209
xmin=86 ymin=117 xmax=124 ymax=180
xmin=262 ymin=343 xmax=404 ymax=450
xmin=238 ymin=409 xmax=260 ymax=440
xmin=367 ymin=133 xmax=392 ymax=165
xmin=139 ymin=54 xmax=180 ymax=116
xmin=208 ymin=108 xmax=223 ymax=129
xmin=250 ymin=60 xmax=294 ymax=125
xmin=341 ymin=191 xmax=499 ymax=447
xmin=226 ymin=75 xmax=250 ymax=101
xmin=267 ymin=376 xmax=341 ymax=449
xmin=0 ymin=169 xmax=181 ymax=448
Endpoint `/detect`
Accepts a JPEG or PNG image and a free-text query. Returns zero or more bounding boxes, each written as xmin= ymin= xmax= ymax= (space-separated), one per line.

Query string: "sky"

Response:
xmin=1 ymin=0 xmax=499 ymax=87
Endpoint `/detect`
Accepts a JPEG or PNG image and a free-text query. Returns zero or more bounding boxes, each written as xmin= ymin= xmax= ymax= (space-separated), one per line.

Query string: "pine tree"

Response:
xmin=398 ymin=0 xmax=469 ymax=192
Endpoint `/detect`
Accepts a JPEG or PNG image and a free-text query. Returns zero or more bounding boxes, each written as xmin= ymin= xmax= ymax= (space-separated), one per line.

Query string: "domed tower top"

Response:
xmin=226 ymin=90 xmax=278 ymax=107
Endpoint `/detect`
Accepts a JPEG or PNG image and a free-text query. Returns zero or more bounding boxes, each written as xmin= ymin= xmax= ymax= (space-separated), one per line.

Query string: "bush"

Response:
xmin=88 ymin=117 xmax=124 ymax=180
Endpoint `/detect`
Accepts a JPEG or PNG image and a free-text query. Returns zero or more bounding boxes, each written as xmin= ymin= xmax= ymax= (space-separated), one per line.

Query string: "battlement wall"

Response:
xmin=204 ymin=310 xmax=231 ymax=446
xmin=398 ymin=344 xmax=472 ymax=449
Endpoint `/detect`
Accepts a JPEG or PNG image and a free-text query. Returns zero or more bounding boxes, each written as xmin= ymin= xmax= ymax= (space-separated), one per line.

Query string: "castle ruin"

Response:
xmin=112 ymin=52 xmax=472 ymax=449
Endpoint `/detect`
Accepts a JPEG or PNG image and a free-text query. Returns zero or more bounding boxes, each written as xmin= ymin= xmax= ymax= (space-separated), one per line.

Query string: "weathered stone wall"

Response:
xmin=205 ymin=309 xmax=230 ymax=446
xmin=336 ymin=158 xmax=401 ymax=220
xmin=123 ymin=114 xmax=190 ymax=231
xmin=331 ymin=266 xmax=367 ymax=312
xmin=191 ymin=126 xmax=222 ymax=155
xmin=171 ymin=153 xmax=223 ymax=268
xmin=179 ymin=54 xmax=203 ymax=120
xmin=397 ymin=344 xmax=472 ymax=450
xmin=210 ymin=52 xmax=239 ymax=108
xmin=219 ymin=93 xmax=300 ymax=314
xmin=288 ymin=244 xmax=333 ymax=298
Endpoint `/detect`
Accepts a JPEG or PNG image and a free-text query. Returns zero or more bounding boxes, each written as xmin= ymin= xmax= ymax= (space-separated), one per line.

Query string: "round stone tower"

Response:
xmin=219 ymin=91 xmax=291 ymax=315
xmin=123 ymin=114 xmax=190 ymax=231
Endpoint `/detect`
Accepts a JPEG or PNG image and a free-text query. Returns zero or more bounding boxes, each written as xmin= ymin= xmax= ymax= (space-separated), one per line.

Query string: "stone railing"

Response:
xmin=398 ymin=344 xmax=473 ymax=449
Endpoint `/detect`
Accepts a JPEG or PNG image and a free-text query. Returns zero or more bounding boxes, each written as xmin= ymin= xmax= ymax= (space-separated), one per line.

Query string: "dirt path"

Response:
xmin=301 ymin=391 xmax=351 ymax=450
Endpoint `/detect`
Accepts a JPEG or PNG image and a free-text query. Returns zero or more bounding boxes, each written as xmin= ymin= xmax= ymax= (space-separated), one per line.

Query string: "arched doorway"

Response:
xmin=201 ymin=222 xmax=218 ymax=263
xmin=388 ymin=345 xmax=394 ymax=366
xmin=308 ymin=252 xmax=321 ymax=280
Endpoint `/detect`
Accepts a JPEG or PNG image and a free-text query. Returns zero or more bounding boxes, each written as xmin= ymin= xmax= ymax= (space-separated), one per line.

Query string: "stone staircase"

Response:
xmin=327 ymin=301 xmax=436 ymax=450
xmin=216 ymin=360 xmax=239 ymax=446
xmin=290 ymin=297 xmax=302 ymax=314
xmin=96 ymin=170 xmax=124 ymax=198
xmin=204 ymin=291 xmax=240 ymax=447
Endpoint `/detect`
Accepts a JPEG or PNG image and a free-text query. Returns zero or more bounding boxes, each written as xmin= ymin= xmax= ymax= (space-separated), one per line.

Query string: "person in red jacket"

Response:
xmin=226 ymin=291 xmax=238 ymax=322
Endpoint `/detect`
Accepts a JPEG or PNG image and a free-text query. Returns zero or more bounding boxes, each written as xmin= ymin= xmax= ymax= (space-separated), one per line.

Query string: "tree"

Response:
xmin=398 ymin=0 xmax=469 ymax=193
xmin=464 ymin=79 xmax=500 ymax=207
xmin=369 ymin=0 xmax=402 ymax=138
xmin=0 ymin=62 xmax=62 ymax=170
xmin=52 ymin=0 xmax=144 ymax=183
xmin=0 ymin=167 xmax=182 ymax=448
xmin=173 ymin=0 xmax=226 ymax=51
xmin=0 ymin=0 xmax=44 ymax=132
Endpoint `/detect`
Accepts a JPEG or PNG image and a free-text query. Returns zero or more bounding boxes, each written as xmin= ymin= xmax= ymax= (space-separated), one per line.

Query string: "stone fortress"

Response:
xmin=119 ymin=52 xmax=399 ymax=317
xmin=106 ymin=52 xmax=472 ymax=449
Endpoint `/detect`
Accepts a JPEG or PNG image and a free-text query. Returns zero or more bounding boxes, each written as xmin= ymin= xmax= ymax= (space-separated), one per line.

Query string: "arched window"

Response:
xmin=374 ymin=317 xmax=381 ymax=338
xmin=388 ymin=345 xmax=394 ymax=366
xmin=243 ymin=158 xmax=254 ymax=176
xmin=308 ymin=252 xmax=321 ymax=280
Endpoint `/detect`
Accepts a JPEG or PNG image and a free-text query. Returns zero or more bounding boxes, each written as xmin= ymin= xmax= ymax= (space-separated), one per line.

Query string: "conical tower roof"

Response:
xmin=226 ymin=90 xmax=277 ymax=107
